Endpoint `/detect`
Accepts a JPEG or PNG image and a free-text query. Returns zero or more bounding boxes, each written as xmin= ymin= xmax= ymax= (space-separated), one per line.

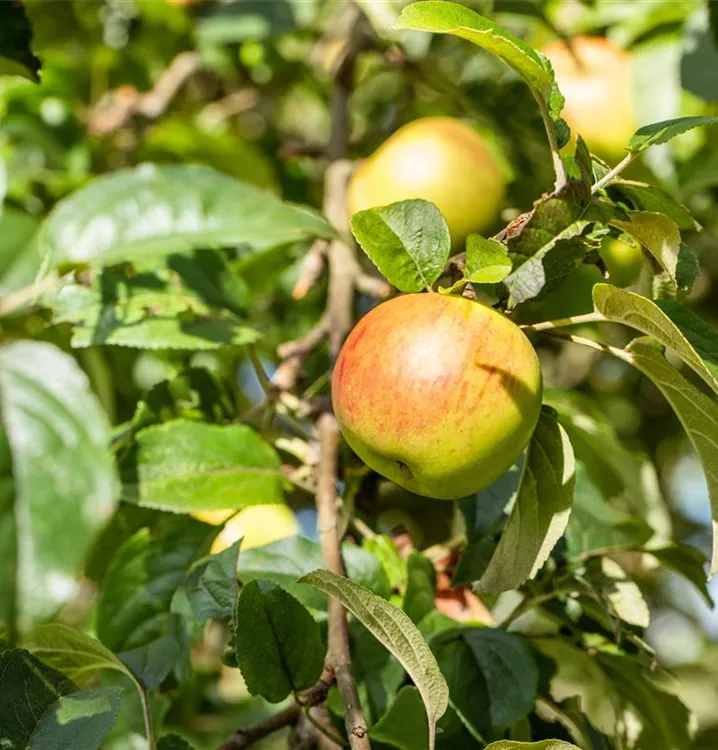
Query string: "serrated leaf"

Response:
xmin=121 ymin=419 xmax=286 ymax=512
xmin=606 ymin=180 xmax=697 ymax=231
xmin=606 ymin=212 xmax=696 ymax=292
xmin=45 ymin=254 xmax=258 ymax=350
xmin=300 ymin=569 xmax=449 ymax=750
xmin=0 ymin=2 xmax=41 ymax=82
xmin=233 ymin=580 xmax=325 ymax=703
xmin=593 ymin=285 xmax=718 ymax=396
xmin=25 ymin=624 xmax=133 ymax=686
xmin=239 ymin=535 xmax=391 ymax=611
xmin=623 ymin=337 xmax=718 ymax=577
xmin=476 ymin=408 xmax=575 ymax=593
xmin=38 ymin=164 xmax=332 ymax=267
xmin=459 ymin=235 xmax=512 ymax=290
xmin=184 ymin=540 xmax=241 ymax=622
xmin=485 ymin=743 xmax=579 ymax=750
xmin=0 ymin=648 xmax=77 ymax=748
xmin=403 ymin=552 xmax=436 ymax=624
xmin=628 ymin=116 xmax=718 ymax=153
xmin=27 ymin=687 xmax=121 ymax=750
xmin=0 ymin=341 xmax=118 ymax=634
xmin=396 ymin=1 xmax=564 ymax=125
xmin=371 ymin=686 xmax=429 ymax=750
xmin=431 ymin=628 xmax=538 ymax=736
xmin=96 ymin=514 xmax=212 ymax=651
xmin=350 ymin=199 xmax=450 ymax=293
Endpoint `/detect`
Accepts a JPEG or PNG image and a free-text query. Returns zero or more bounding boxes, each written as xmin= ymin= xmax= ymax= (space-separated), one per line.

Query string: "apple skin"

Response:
xmin=541 ymin=37 xmax=637 ymax=160
xmin=348 ymin=117 xmax=506 ymax=247
xmin=192 ymin=505 xmax=299 ymax=554
xmin=599 ymin=237 xmax=643 ymax=288
xmin=332 ymin=293 xmax=543 ymax=500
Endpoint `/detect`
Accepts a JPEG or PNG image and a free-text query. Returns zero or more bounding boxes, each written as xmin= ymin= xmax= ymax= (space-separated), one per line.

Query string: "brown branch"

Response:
xmin=317 ymin=414 xmax=371 ymax=749
xmin=293 ymin=239 xmax=330 ymax=300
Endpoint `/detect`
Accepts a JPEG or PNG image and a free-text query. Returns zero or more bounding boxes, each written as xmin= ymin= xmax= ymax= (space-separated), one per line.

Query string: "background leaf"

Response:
xmin=628 ymin=116 xmax=718 ymax=153
xmin=182 ymin=540 xmax=241 ymax=623
xmin=0 ymin=2 xmax=41 ymax=81
xmin=371 ymin=686 xmax=430 ymax=750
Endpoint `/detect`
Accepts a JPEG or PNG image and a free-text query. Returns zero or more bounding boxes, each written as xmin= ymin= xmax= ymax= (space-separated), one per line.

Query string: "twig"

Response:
xmin=137 ymin=684 xmax=156 ymax=750
xmin=197 ymin=88 xmax=259 ymax=129
xmin=246 ymin=344 xmax=273 ymax=399
xmin=293 ymin=239 xmax=330 ymax=300
xmin=0 ymin=273 xmax=60 ymax=316
xmin=591 ymin=151 xmax=638 ymax=194
xmin=520 ymin=311 xmax=606 ymax=333
xmin=541 ymin=330 xmax=634 ymax=364
xmin=316 ymin=414 xmax=371 ymax=750
xmin=534 ymin=94 xmax=568 ymax=193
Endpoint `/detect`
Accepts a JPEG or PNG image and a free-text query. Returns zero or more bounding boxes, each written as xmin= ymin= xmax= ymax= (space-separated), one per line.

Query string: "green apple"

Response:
xmin=348 ymin=117 xmax=507 ymax=247
xmin=332 ymin=293 xmax=543 ymax=500
xmin=529 ymin=264 xmax=606 ymax=321
xmin=599 ymin=236 xmax=643 ymax=288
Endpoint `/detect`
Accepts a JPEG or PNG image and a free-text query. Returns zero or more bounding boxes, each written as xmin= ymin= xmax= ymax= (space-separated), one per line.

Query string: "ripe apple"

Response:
xmin=599 ymin=236 xmax=643 ymax=288
xmin=541 ymin=37 xmax=637 ymax=160
xmin=348 ymin=117 xmax=507 ymax=247
xmin=192 ymin=504 xmax=299 ymax=554
xmin=332 ymin=293 xmax=542 ymax=500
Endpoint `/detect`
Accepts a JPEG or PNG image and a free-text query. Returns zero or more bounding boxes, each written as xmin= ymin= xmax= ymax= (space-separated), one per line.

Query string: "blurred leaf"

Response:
xmin=0 ymin=341 xmax=118 ymax=634
xmin=350 ymin=199 xmax=451 ymax=293
xmin=195 ymin=0 xmax=295 ymax=44
xmin=119 ymin=633 xmax=181 ymax=691
xmin=26 ymin=624 xmax=132 ymax=686
xmin=431 ymin=628 xmax=538 ymax=736
xmin=628 ymin=116 xmax=718 ymax=153
xmin=623 ymin=337 xmax=718 ymax=577
xmin=96 ymin=514 xmax=212 ymax=651
xmin=157 ymin=736 xmax=195 ymax=750
xmin=711 ymin=0 xmax=718 ymax=45
xmin=371 ymin=686 xmax=429 ymax=750
xmin=38 ymin=164 xmax=332 ymax=267
xmin=593 ymin=285 xmax=718 ymax=396
xmin=396 ymin=1 xmax=565 ymax=130
xmin=453 ymin=459 xmax=522 ymax=586
xmin=0 ymin=648 xmax=77 ymax=748
xmin=475 ymin=408 xmax=575 ymax=593
xmin=27 ymin=687 xmax=121 ymax=750
xmin=403 ymin=551 xmax=436 ymax=624
xmin=239 ymin=536 xmax=391 ymax=611
xmin=0 ymin=2 xmax=41 ymax=81
xmin=121 ymin=419 xmax=286 ymax=512
xmin=0 ymin=207 xmax=40 ymax=296
xmin=645 ymin=544 xmax=712 ymax=606
xmin=233 ymin=580 xmax=324 ymax=703
xmin=301 ymin=569 xmax=449 ymax=750
xmin=46 ymin=258 xmax=259 ymax=351
xmin=565 ymin=463 xmax=652 ymax=557
xmin=607 ymin=212 xmax=697 ymax=292
xmin=605 ymin=180 xmax=697 ymax=231
xmin=183 ymin=540 xmax=241 ymax=622
xmin=485 ymin=741 xmax=580 ymax=749
xmin=363 ymin=534 xmax=406 ymax=591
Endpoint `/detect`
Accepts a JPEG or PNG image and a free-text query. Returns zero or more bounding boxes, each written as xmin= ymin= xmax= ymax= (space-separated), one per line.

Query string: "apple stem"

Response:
xmin=591 ymin=151 xmax=638 ymax=194
xmin=520 ymin=311 xmax=606 ymax=333
xmin=534 ymin=94 xmax=568 ymax=193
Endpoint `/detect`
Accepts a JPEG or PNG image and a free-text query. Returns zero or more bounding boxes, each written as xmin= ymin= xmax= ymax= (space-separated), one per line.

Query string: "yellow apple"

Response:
xmin=348 ymin=117 xmax=507 ymax=247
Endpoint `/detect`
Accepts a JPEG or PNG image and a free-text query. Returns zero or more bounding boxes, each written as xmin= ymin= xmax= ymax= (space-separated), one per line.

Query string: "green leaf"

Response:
xmin=25 ymin=624 xmax=133 ymax=686
xmin=350 ymin=199 xmax=450 ymax=293
xmin=628 ymin=116 xmax=718 ymax=153
xmin=119 ymin=633 xmax=181 ymax=691
xmin=0 ymin=341 xmax=118 ymax=634
xmin=593 ymin=285 xmax=718 ymax=396
xmin=0 ymin=207 xmax=41 ymax=297
xmin=476 ymin=408 xmax=575 ymax=593
xmin=45 ymin=255 xmax=259 ymax=350
xmin=121 ymin=419 xmax=286 ymax=512
xmin=396 ymin=1 xmax=564 ymax=124
xmin=605 ymin=180 xmax=697 ymax=232
xmin=592 ymin=557 xmax=650 ymax=628
xmin=233 ymin=580 xmax=325 ymax=703
xmin=27 ymin=687 xmax=121 ymax=750
xmin=96 ymin=514 xmax=212 ymax=651
xmin=606 ymin=212 xmax=696 ymax=292
xmin=432 ymin=628 xmax=538 ymax=736
xmin=443 ymin=235 xmax=512 ymax=293
xmin=184 ymin=540 xmax=241 ymax=622
xmin=623 ymin=337 xmax=718 ymax=577
xmin=645 ymin=544 xmax=712 ymax=606
xmin=300 ymin=569 xmax=449 ymax=750
xmin=371 ymin=686 xmax=429 ymax=750
xmin=0 ymin=648 xmax=77 ymax=749
xmin=403 ymin=552 xmax=436 ymax=624
xmin=485 ymin=739 xmax=580 ymax=749
xmin=157 ymin=736 xmax=196 ymax=750
xmin=239 ymin=536 xmax=391 ymax=611
xmin=37 ymin=164 xmax=332 ymax=267
xmin=0 ymin=2 xmax=41 ymax=82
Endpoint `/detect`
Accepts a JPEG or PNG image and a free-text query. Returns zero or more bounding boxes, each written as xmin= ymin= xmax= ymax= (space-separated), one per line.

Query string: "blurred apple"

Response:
xmin=541 ymin=37 xmax=637 ymax=161
xmin=348 ymin=117 xmax=507 ymax=247
xmin=599 ymin=236 xmax=643 ymax=288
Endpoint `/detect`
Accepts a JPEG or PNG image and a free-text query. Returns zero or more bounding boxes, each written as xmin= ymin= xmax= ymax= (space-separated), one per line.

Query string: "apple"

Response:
xmin=541 ymin=37 xmax=637 ymax=160
xmin=332 ymin=293 xmax=542 ymax=500
xmin=599 ymin=236 xmax=643 ymax=288
xmin=348 ymin=117 xmax=507 ymax=247
xmin=523 ymin=264 xmax=605 ymax=322
xmin=192 ymin=504 xmax=299 ymax=554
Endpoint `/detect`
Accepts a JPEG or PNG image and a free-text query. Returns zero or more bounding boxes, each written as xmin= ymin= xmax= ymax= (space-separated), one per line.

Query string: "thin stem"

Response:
xmin=137 ymin=684 xmax=156 ymax=750
xmin=537 ymin=696 xmax=592 ymax=749
xmin=246 ymin=344 xmax=273 ymax=399
xmin=0 ymin=274 xmax=59 ymax=316
xmin=499 ymin=587 xmax=578 ymax=629
xmin=542 ymin=330 xmax=634 ymax=363
xmin=221 ymin=704 xmax=300 ymax=750
xmin=302 ymin=706 xmax=347 ymax=748
xmin=534 ymin=94 xmax=567 ymax=193
xmin=520 ymin=311 xmax=606 ymax=333
xmin=591 ymin=151 xmax=637 ymax=194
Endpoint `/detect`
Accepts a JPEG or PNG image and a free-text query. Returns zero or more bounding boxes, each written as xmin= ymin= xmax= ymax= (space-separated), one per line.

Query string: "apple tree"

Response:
xmin=2 ymin=1 xmax=718 ymax=749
